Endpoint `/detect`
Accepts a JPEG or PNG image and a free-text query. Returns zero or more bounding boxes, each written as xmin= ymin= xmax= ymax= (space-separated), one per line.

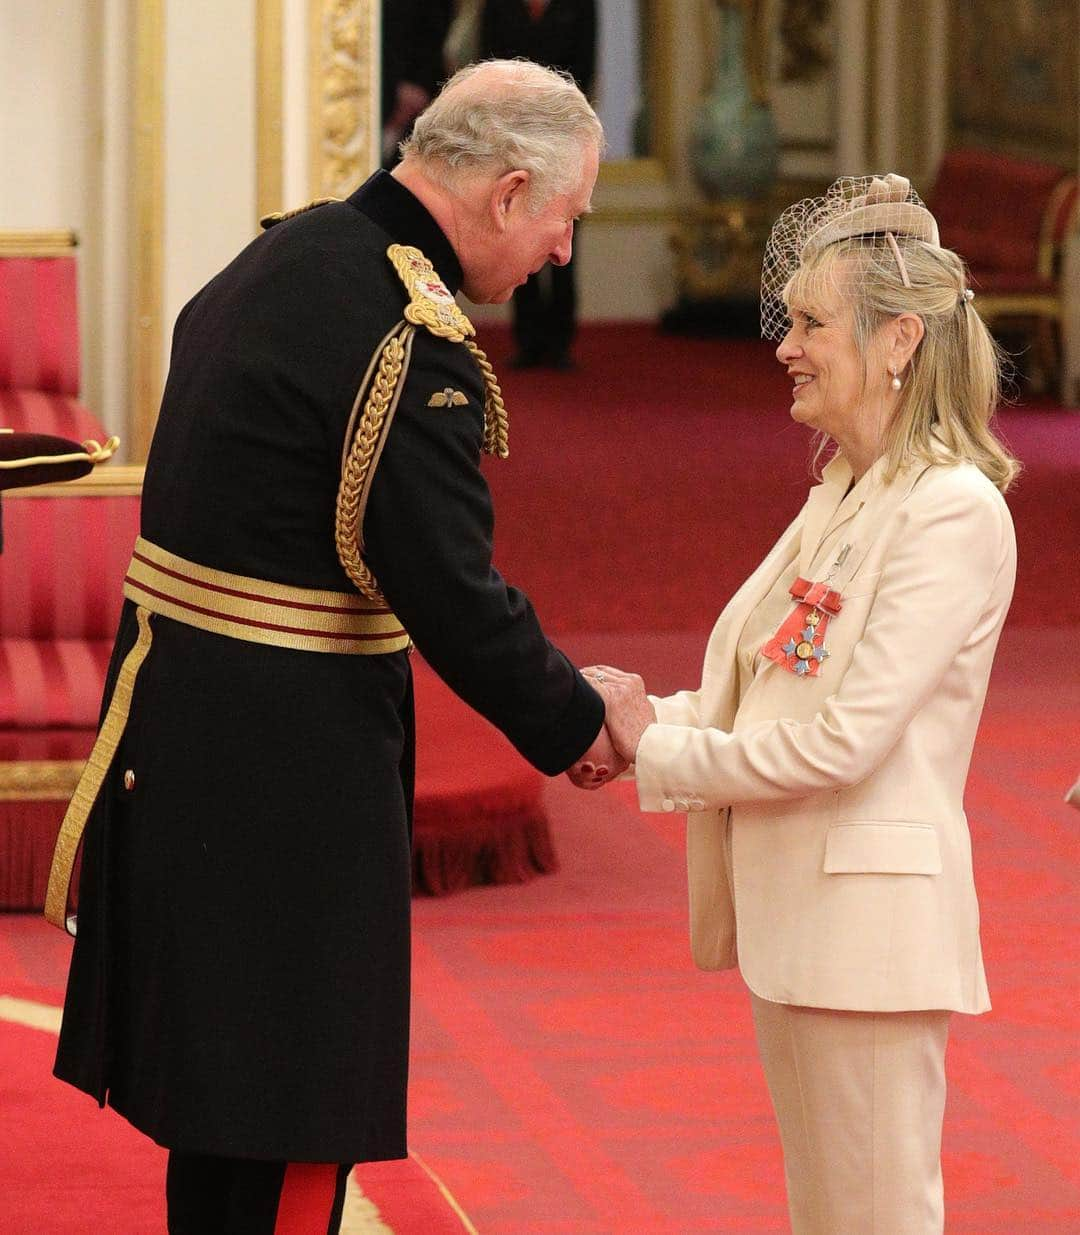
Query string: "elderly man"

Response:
xmin=51 ymin=60 xmax=615 ymax=1235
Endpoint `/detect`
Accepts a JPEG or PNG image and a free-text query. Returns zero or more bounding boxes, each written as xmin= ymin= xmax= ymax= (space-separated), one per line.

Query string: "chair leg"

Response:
xmin=1035 ymin=315 xmax=1060 ymax=399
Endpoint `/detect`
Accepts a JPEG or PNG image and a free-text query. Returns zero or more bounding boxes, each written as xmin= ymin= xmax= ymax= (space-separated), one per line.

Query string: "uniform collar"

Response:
xmin=346 ymin=170 xmax=464 ymax=296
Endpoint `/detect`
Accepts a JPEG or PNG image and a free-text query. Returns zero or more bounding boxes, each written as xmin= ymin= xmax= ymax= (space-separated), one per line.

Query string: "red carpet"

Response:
xmin=1 ymin=327 xmax=1077 ymax=1232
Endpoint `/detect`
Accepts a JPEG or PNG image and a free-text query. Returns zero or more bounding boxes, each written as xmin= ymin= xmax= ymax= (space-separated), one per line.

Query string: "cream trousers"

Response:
xmin=750 ymin=993 xmax=951 ymax=1235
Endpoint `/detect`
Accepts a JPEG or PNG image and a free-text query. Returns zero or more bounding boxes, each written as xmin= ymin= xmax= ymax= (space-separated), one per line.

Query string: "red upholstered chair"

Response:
xmin=0 ymin=231 xmax=106 ymax=441
xmin=929 ymin=149 xmax=1079 ymax=393
xmin=0 ymin=230 xmax=140 ymax=908
xmin=0 ymin=468 xmax=143 ymax=909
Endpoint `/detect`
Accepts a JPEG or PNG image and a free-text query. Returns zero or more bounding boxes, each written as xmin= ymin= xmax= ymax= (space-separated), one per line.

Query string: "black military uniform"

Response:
xmin=480 ymin=0 xmax=598 ymax=367
xmin=53 ymin=171 xmax=604 ymax=1165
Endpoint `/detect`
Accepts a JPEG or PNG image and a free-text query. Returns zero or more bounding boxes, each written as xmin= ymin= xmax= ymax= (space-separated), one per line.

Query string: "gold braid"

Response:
xmin=335 ymin=312 xmax=509 ymax=603
xmin=334 ymin=332 xmax=407 ymax=603
xmin=465 ymin=340 xmax=509 ymax=459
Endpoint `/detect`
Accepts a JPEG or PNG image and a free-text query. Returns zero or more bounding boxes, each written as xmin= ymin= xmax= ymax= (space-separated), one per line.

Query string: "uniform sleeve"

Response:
xmin=635 ymin=473 xmax=1016 ymax=810
xmin=361 ymin=329 xmax=605 ymax=775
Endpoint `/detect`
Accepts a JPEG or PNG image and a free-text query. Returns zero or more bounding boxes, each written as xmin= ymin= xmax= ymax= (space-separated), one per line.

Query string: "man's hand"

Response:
xmin=566 ymin=724 xmax=628 ymax=789
xmin=581 ymin=665 xmax=656 ymax=763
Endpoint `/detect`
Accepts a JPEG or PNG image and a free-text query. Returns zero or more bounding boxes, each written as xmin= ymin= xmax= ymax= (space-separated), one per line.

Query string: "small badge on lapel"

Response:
xmin=762 ymin=545 xmax=851 ymax=678
xmin=427 ymin=388 xmax=469 ymax=408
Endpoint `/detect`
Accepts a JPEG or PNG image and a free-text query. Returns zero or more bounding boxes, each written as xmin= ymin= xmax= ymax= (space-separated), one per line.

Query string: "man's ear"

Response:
xmin=490 ymin=169 xmax=530 ymax=231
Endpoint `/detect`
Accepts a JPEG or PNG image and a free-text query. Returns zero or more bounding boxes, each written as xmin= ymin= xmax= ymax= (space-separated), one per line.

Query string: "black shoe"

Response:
xmin=509 ymin=350 xmax=544 ymax=369
xmin=547 ymin=352 xmax=576 ymax=371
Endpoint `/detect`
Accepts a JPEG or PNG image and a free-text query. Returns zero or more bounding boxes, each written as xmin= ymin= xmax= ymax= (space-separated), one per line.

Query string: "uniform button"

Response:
xmin=123 ymin=769 xmax=136 ymax=791
xmin=661 ymin=798 xmax=676 ymax=812
xmin=674 ymin=798 xmax=689 ymax=812
xmin=689 ymin=797 xmax=705 ymax=811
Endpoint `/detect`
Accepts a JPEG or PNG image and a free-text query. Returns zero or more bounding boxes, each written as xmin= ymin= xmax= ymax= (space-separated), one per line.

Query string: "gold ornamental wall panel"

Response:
xmin=309 ymin=0 xmax=378 ymax=199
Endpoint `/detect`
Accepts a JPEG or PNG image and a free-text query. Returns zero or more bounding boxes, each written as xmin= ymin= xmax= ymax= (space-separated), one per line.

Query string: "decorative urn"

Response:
xmin=690 ymin=0 xmax=779 ymax=200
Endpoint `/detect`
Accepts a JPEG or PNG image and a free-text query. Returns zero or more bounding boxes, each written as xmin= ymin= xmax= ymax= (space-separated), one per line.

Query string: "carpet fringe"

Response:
xmin=412 ymin=811 xmax=557 ymax=896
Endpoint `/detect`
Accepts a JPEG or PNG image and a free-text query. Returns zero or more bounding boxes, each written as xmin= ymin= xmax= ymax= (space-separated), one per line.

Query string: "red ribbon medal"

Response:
xmin=761 ymin=577 xmax=844 ymax=677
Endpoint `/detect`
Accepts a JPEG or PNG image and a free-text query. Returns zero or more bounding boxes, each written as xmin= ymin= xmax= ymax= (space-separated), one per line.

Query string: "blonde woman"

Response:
xmin=580 ymin=175 xmax=1018 ymax=1234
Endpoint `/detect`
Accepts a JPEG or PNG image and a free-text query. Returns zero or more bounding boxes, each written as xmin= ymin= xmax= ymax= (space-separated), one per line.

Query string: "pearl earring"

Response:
xmin=890 ymin=368 xmax=902 ymax=391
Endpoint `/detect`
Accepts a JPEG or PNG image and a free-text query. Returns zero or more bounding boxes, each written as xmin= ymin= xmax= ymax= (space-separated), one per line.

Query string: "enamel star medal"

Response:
xmin=762 ymin=544 xmax=851 ymax=677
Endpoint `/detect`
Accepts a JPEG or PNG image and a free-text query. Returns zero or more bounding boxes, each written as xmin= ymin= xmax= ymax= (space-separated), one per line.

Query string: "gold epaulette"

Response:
xmin=334 ymin=244 xmax=510 ymax=606
xmin=385 ymin=244 xmax=508 ymax=457
xmin=259 ymin=196 xmax=341 ymax=229
xmin=388 ymin=243 xmax=476 ymax=343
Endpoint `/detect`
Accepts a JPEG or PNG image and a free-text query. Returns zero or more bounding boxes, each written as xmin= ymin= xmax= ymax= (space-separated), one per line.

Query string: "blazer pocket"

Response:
xmin=823 ymin=821 xmax=942 ymax=875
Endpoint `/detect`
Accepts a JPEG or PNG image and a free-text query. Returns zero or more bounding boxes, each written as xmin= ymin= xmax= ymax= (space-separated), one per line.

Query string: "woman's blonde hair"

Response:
xmin=787 ymin=235 xmax=1020 ymax=493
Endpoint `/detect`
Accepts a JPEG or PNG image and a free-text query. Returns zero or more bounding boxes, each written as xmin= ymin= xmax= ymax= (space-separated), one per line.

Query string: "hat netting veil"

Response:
xmin=760 ymin=173 xmax=941 ymax=340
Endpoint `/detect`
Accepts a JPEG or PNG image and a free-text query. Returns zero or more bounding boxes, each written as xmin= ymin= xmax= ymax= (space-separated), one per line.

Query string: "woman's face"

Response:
xmin=775 ymin=279 xmax=872 ymax=441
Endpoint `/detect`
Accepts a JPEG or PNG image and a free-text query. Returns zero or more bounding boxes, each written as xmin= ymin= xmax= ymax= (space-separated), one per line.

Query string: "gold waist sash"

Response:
xmin=123 ymin=536 xmax=410 ymax=654
xmin=44 ymin=539 xmax=409 ymax=932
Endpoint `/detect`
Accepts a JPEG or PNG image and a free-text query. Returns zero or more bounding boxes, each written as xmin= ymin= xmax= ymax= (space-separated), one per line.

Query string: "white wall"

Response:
xmin=162 ymin=0 xmax=258 ymax=376
xmin=0 ymin=2 xmax=99 ymax=231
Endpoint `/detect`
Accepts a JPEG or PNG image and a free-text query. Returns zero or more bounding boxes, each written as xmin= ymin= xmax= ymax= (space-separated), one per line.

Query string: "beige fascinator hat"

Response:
xmin=761 ymin=173 xmax=942 ymax=339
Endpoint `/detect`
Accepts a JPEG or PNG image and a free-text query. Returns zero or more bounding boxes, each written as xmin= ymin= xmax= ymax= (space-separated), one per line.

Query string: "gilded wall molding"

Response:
xmin=130 ymin=0 xmax=165 ymax=463
xmin=0 ymin=231 xmax=78 ymax=257
xmin=598 ymin=0 xmax=678 ymax=191
xmin=257 ymin=0 xmax=285 ymax=222
xmin=308 ymin=0 xmax=378 ymax=199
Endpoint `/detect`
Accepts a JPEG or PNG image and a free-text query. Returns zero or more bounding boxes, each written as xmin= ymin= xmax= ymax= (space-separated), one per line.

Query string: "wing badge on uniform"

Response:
xmin=427 ymin=388 xmax=469 ymax=408
xmin=387 ymin=244 xmax=476 ymax=343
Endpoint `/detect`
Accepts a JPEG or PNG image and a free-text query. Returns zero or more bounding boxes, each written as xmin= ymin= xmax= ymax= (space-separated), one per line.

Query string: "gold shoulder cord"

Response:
xmin=335 ymin=324 xmax=411 ymax=603
xmin=259 ymin=196 xmax=342 ymax=229
xmin=334 ymin=244 xmax=510 ymax=603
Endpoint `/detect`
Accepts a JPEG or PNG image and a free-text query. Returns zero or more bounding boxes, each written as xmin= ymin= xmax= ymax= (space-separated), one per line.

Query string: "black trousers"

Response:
xmin=166 ymin=1153 xmax=352 ymax=1235
xmin=513 ymin=255 xmax=577 ymax=361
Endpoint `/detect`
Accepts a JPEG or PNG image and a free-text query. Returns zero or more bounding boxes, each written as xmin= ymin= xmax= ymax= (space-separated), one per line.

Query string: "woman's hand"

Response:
xmin=566 ymin=724 xmax=628 ymax=789
xmin=581 ymin=665 xmax=656 ymax=763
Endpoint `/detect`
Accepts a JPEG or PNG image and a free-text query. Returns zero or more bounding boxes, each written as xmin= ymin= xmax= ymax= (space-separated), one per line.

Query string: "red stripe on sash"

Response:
xmin=124 ymin=576 xmax=404 ymax=642
xmin=273 ymin=1163 xmax=339 ymax=1235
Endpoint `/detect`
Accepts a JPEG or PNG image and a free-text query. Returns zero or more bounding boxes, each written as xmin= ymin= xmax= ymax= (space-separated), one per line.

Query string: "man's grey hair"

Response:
xmin=400 ymin=58 xmax=604 ymax=210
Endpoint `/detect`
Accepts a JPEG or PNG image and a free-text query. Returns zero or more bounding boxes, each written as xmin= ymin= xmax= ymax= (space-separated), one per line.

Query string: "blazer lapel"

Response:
xmin=822 ymin=454 xmax=936 ymax=594
xmin=797 ymin=453 xmax=853 ymax=577
xmin=701 ymin=508 xmax=804 ymax=729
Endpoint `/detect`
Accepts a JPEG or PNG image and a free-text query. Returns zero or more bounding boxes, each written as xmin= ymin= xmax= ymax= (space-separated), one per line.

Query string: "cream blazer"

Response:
xmin=634 ymin=450 xmax=1016 ymax=1014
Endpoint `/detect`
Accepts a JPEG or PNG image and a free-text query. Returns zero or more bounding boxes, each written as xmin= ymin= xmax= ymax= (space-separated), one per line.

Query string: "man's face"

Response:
xmin=462 ymin=142 xmax=600 ymax=304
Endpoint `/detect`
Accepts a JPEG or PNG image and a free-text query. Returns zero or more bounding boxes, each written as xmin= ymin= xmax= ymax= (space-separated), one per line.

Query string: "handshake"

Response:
xmin=568 ymin=665 xmax=656 ymax=790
